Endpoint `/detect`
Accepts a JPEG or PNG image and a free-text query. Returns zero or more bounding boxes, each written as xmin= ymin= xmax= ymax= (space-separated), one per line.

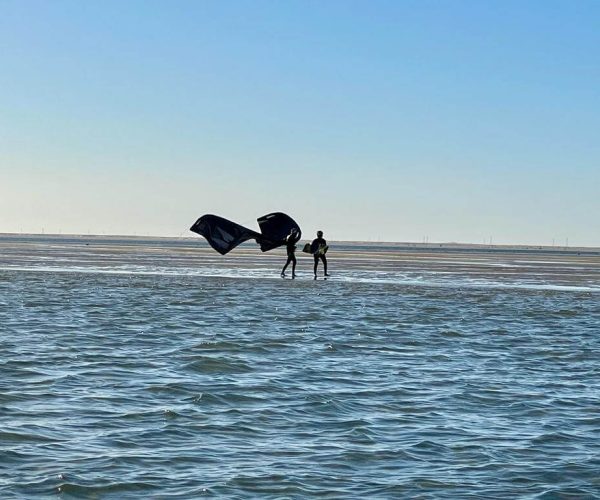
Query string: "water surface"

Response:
xmin=1 ymin=236 xmax=599 ymax=498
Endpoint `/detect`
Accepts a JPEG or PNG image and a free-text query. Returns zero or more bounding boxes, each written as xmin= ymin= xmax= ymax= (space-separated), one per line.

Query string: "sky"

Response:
xmin=1 ymin=0 xmax=599 ymax=245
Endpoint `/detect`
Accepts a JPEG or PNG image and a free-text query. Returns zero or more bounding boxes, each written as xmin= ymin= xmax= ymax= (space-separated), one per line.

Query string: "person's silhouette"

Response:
xmin=281 ymin=228 xmax=300 ymax=278
xmin=311 ymin=230 xmax=329 ymax=278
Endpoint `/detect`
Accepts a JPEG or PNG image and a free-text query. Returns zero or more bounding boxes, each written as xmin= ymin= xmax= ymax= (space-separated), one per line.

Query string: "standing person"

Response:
xmin=311 ymin=230 xmax=330 ymax=278
xmin=281 ymin=228 xmax=300 ymax=278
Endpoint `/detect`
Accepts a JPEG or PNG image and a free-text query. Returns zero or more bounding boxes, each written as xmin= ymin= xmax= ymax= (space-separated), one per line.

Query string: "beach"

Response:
xmin=1 ymin=235 xmax=599 ymax=497
xmin=2 ymin=234 xmax=599 ymax=291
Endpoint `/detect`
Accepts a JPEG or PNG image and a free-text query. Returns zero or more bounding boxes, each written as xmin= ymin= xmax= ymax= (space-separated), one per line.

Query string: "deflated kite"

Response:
xmin=190 ymin=212 xmax=301 ymax=255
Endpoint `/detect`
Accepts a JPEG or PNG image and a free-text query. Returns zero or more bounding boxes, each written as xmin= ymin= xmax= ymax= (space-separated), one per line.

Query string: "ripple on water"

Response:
xmin=1 ymin=262 xmax=599 ymax=498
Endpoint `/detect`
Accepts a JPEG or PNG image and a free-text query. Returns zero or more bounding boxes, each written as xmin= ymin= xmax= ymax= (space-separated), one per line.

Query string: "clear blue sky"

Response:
xmin=1 ymin=0 xmax=599 ymax=245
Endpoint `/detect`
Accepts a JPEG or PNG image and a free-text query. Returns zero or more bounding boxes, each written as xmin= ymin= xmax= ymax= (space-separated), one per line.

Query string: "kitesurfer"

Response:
xmin=281 ymin=228 xmax=300 ymax=278
xmin=312 ymin=230 xmax=329 ymax=278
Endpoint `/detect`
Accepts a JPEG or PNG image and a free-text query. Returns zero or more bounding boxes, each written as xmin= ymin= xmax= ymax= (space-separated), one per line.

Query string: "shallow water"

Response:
xmin=1 ymin=236 xmax=599 ymax=498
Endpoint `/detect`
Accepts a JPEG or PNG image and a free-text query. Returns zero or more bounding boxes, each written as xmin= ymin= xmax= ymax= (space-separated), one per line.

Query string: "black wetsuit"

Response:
xmin=311 ymin=237 xmax=328 ymax=276
xmin=286 ymin=237 xmax=297 ymax=256
xmin=281 ymin=234 xmax=299 ymax=277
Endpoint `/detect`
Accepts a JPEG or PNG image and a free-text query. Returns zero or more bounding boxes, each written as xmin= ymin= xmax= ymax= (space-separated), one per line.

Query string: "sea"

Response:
xmin=1 ymin=235 xmax=599 ymax=498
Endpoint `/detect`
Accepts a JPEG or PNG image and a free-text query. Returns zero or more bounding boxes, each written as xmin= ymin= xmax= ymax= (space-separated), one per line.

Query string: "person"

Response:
xmin=311 ymin=230 xmax=329 ymax=278
xmin=281 ymin=228 xmax=300 ymax=278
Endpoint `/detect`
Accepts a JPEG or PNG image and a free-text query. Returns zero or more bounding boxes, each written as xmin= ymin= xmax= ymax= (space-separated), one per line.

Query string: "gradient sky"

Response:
xmin=1 ymin=0 xmax=599 ymax=245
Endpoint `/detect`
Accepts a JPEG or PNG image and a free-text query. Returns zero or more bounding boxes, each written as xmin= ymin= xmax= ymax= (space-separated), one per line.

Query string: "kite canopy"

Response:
xmin=257 ymin=212 xmax=302 ymax=252
xmin=190 ymin=214 xmax=261 ymax=255
xmin=190 ymin=212 xmax=301 ymax=255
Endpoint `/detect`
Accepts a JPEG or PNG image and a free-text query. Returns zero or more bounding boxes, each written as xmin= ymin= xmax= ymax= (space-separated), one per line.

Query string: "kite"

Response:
xmin=190 ymin=212 xmax=301 ymax=255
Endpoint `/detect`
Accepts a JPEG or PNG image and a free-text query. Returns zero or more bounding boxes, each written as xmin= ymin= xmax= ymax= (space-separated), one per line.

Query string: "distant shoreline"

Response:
xmin=1 ymin=232 xmax=599 ymax=254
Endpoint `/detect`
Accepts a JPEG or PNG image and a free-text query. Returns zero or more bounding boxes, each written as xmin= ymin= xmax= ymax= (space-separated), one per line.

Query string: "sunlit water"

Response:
xmin=1 ymin=236 xmax=599 ymax=498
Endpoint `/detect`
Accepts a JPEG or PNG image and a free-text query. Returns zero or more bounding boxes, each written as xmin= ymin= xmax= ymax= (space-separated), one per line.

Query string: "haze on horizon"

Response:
xmin=1 ymin=1 xmax=599 ymax=246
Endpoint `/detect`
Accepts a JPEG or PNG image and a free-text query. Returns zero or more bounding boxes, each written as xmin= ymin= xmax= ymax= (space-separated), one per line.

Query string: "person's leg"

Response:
xmin=313 ymin=255 xmax=318 ymax=277
xmin=291 ymin=255 xmax=297 ymax=278
xmin=322 ymin=255 xmax=329 ymax=276
xmin=282 ymin=256 xmax=291 ymax=276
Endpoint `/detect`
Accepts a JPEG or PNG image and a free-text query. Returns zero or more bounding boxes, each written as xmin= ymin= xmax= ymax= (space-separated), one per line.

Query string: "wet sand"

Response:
xmin=1 ymin=234 xmax=599 ymax=291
